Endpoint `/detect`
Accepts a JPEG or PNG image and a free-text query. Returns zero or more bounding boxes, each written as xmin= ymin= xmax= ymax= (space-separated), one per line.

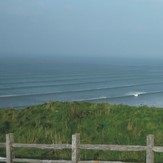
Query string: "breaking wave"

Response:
xmin=1 ymin=90 xmax=163 ymax=101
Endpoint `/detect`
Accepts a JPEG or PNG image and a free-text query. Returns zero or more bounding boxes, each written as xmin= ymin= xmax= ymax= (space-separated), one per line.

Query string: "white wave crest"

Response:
xmin=127 ymin=91 xmax=146 ymax=97
xmin=78 ymin=96 xmax=107 ymax=101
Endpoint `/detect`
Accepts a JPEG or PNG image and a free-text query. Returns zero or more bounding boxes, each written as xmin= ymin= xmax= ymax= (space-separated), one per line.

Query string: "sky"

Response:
xmin=0 ymin=0 xmax=163 ymax=59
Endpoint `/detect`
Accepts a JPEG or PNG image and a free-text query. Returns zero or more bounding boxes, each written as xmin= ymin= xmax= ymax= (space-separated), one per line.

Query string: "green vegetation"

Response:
xmin=0 ymin=102 xmax=163 ymax=162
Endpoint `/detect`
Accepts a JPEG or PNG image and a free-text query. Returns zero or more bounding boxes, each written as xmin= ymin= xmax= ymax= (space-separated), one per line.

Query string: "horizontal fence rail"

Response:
xmin=80 ymin=144 xmax=146 ymax=151
xmin=0 ymin=133 xmax=163 ymax=163
xmin=13 ymin=143 xmax=72 ymax=149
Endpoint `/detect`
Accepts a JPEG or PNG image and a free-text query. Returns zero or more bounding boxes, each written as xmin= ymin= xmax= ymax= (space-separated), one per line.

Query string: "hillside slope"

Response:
xmin=0 ymin=102 xmax=163 ymax=162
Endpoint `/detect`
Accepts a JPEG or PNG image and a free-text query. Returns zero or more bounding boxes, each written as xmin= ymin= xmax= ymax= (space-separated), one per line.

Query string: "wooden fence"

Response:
xmin=0 ymin=133 xmax=163 ymax=163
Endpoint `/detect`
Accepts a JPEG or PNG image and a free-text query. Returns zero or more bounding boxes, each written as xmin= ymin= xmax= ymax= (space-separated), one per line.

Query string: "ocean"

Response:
xmin=0 ymin=56 xmax=163 ymax=108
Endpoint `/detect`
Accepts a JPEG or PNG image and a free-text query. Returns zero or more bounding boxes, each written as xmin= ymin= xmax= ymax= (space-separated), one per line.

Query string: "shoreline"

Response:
xmin=1 ymin=101 xmax=163 ymax=110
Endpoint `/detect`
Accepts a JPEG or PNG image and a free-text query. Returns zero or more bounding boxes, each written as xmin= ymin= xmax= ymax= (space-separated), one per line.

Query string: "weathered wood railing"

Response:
xmin=0 ymin=133 xmax=163 ymax=163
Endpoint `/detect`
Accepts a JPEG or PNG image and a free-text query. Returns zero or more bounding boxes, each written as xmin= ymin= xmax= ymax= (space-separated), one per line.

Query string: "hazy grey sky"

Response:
xmin=0 ymin=0 xmax=163 ymax=59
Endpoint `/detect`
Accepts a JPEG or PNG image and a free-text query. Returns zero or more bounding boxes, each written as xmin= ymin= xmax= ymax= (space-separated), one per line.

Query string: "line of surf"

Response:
xmin=0 ymin=85 xmax=143 ymax=98
xmin=0 ymin=81 xmax=143 ymax=90
xmin=77 ymin=91 xmax=163 ymax=102
xmin=0 ymin=75 xmax=152 ymax=85
xmin=1 ymin=80 xmax=163 ymax=91
xmin=1 ymin=88 xmax=163 ymax=99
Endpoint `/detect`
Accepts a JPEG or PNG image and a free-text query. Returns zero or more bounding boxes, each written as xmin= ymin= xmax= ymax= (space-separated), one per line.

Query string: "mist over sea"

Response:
xmin=0 ymin=56 xmax=163 ymax=108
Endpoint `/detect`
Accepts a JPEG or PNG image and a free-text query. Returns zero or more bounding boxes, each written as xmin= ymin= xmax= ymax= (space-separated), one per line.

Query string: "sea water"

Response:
xmin=0 ymin=56 xmax=163 ymax=108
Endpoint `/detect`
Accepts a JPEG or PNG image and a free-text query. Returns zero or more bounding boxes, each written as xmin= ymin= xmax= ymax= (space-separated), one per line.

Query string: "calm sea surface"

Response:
xmin=0 ymin=57 xmax=163 ymax=108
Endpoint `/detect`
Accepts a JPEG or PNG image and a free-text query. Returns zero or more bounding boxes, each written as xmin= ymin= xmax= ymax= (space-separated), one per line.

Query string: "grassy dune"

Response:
xmin=0 ymin=102 xmax=163 ymax=162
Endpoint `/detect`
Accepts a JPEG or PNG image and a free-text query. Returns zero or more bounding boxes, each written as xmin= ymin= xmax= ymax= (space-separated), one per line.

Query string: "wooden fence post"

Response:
xmin=72 ymin=133 xmax=80 ymax=163
xmin=146 ymin=135 xmax=154 ymax=163
xmin=6 ymin=133 xmax=14 ymax=163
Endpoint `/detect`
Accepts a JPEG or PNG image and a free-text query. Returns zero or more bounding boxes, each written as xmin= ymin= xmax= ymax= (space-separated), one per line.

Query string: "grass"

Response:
xmin=0 ymin=101 xmax=163 ymax=162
